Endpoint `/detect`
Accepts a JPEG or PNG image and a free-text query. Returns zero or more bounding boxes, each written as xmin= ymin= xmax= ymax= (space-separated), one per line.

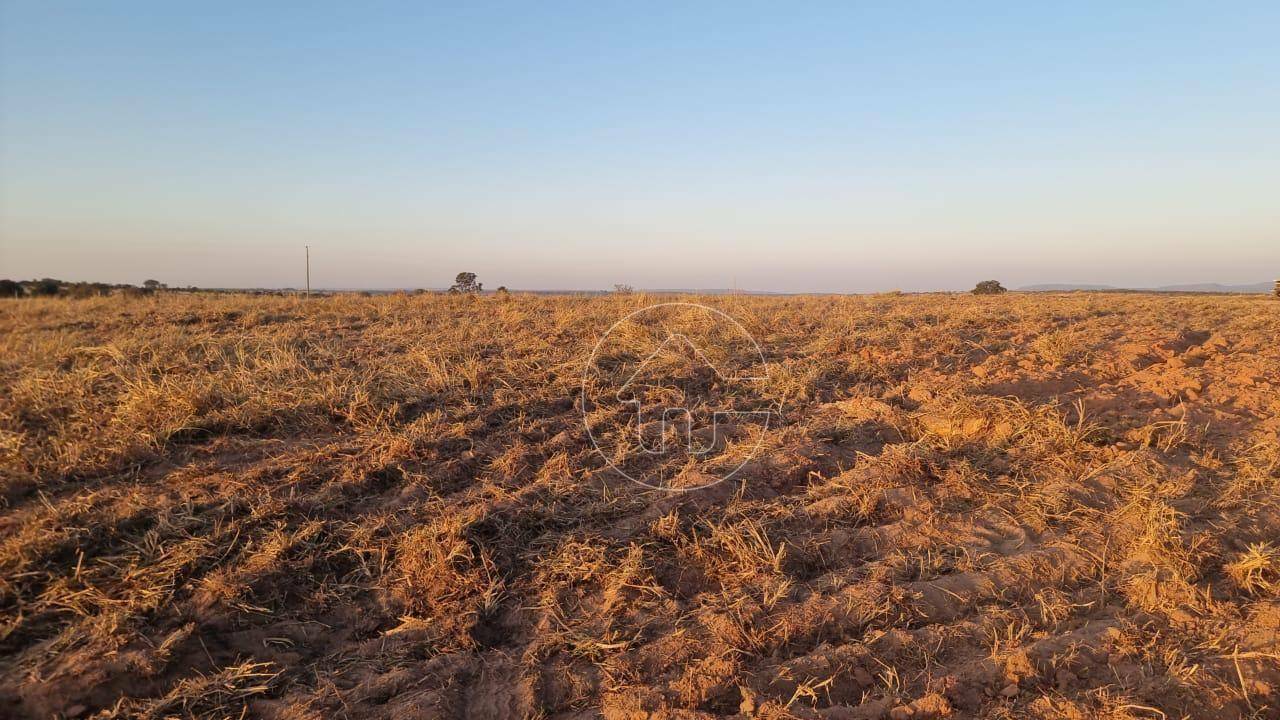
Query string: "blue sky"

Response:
xmin=1 ymin=2 xmax=1278 ymax=291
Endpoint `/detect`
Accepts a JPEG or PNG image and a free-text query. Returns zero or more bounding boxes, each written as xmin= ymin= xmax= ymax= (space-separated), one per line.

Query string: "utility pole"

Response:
xmin=305 ymin=245 xmax=311 ymax=298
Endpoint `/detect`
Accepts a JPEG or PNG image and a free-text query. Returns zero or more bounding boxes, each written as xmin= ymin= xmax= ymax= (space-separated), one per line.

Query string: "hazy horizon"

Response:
xmin=3 ymin=2 xmax=1278 ymax=293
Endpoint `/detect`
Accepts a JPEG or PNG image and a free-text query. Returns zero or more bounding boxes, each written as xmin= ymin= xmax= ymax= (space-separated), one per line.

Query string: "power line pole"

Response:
xmin=305 ymin=245 xmax=311 ymax=298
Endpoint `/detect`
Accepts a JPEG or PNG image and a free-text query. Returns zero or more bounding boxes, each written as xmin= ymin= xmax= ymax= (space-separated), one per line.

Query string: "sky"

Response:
xmin=1 ymin=2 xmax=1278 ymax=292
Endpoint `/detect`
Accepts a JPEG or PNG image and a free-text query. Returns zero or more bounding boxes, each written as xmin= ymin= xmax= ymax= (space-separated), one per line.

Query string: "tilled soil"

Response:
xmin=1 ymin=292 xmax=1277 ymax=719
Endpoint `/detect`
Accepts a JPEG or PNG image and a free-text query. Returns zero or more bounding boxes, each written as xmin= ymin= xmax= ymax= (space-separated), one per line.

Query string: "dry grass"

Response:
xmin=0 ymin=290 xmax=1278 ymax=719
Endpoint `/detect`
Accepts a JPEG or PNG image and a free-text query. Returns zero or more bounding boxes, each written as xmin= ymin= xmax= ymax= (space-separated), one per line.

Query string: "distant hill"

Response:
xmin=1021 ymin=281 xmax=1272 ymax=294
xmin=1021 ymin=283 xmax=1119 ymax=291
xmin=1153 ymin=282 xmax=1273 ymax=293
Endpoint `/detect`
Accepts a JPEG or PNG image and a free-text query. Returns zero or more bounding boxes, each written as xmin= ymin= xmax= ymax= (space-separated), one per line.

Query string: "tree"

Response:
xmin=26 ymin=278 xmax=61 ymax=296
xmin=613 ymin=284 xmax=634 ymax=294
xmin=449 ymin=272 xmax=482 ymax=294
xmin=0 ymin=279 xmax=22 ymax=298
xmin=143 ymin=279 xmax=161 ymax=290
xmin=972 ymin=280 xmax=1008 ymax=295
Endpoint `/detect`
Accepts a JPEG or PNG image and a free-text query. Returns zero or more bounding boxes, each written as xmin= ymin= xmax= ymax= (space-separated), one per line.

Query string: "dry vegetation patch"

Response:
xmin=1 ymin=291 xmax=1278 ymax=719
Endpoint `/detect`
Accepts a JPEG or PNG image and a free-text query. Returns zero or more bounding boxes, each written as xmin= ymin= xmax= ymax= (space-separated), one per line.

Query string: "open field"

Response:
xmin=1 ymin=292 xmax=1278 ymax=719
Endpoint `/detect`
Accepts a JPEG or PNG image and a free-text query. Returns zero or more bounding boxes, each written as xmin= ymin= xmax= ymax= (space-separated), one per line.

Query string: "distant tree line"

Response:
xmin=0 ymin=278 xmax=195 ymax=299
